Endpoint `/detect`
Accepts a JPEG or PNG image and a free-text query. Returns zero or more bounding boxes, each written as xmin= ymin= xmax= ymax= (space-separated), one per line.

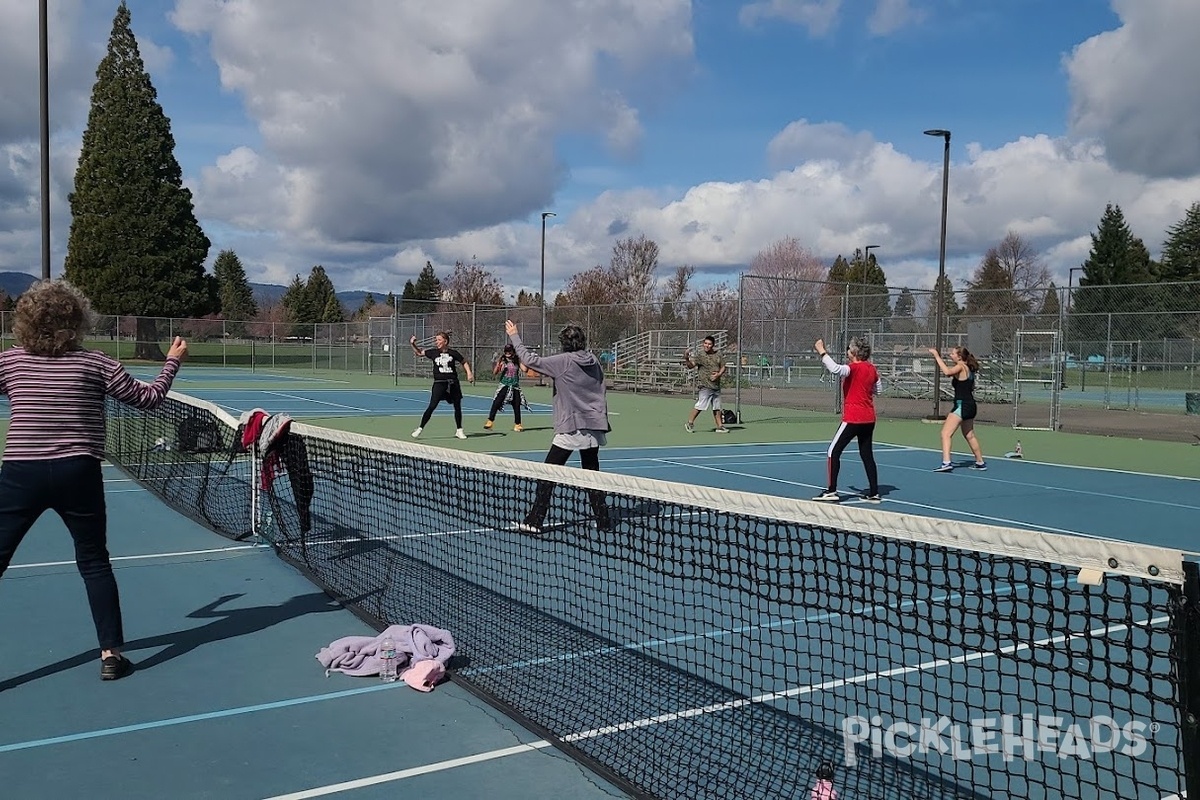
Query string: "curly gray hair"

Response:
xmin=847 ymin=336 xmax=872 ymax=361
xmin=13 ymin=280 xmax=95 ymax=357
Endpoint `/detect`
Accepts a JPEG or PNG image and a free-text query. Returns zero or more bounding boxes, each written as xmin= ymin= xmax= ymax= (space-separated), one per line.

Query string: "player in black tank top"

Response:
xmin=928 ymin=346 xmax=987 ymax=472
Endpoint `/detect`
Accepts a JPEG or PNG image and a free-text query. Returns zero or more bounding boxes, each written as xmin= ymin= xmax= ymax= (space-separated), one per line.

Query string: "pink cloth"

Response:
xmin=403 ymin=660 xmax=446 ymax=692
xmin=811 ymin=779 xmax=837 ymax=800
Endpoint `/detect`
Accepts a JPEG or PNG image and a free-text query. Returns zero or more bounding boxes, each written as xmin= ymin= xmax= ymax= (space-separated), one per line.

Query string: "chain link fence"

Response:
xmin=6 ymin=278 xmax=1197 ymax=441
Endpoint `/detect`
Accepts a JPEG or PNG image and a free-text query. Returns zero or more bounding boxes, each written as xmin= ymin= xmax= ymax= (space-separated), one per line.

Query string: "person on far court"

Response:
xmin=928 ymin=346 xmax=987 ymax=472
xmin=812 ymin=336 xmax=881 ymax=504
xmin=683 ymin=335 xmax=728 ymax=433
xmin=485 ymin=343 xmax=524 ymax=432
xmin=410 ymin=331 xmax=474 ymax=440
xmin=505 ymin=320 xmax=611 ymax=534
xmin=0 ymin=280 xmax=187 ymax=681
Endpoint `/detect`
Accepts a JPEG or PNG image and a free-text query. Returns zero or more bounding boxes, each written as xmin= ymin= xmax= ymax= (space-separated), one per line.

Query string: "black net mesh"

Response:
xmin=105 ymin=393 xmax=1200 ymax=800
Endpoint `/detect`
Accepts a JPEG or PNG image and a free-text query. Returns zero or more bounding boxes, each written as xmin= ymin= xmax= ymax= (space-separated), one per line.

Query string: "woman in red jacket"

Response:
xmin=812 ymin=336 xmax=881 ymax=504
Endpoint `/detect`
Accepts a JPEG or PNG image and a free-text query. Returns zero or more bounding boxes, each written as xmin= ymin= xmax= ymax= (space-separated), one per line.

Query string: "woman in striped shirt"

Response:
xmin=0 ymin=280 xmax=187 ymax=681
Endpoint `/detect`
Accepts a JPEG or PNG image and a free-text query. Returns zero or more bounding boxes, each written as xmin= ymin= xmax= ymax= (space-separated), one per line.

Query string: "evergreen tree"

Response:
xmin=844 ymin=249 xmax=891 ymax=327
xmin=403 ymin=262 xmax=441 ymax=314
xmin=321 ymin=293 xmax=345 ymax=324
xmin=354 ymin=293 xmax=376 ymax=319
xmin=893 ymin=288 xmax=916 ymax=318
xmin=63 ymin=2 xmax=212 ymax=360
xmin=280 ymin=275 xmax=308 ymax=336
xmin=927 ymin=274 xmax=961 ymax=334
xmin=386 ymin=291 xmax=397 ymax=309
xmin=213 ymin=249 xmax=257 ymax=333
xmin=303 ymin=265 xmax=338 ymax=324
xmin=1161 ymin=202 xmax=1200 ymax=281
xmin=1071 ymin=204 xmax=1161 ymax=346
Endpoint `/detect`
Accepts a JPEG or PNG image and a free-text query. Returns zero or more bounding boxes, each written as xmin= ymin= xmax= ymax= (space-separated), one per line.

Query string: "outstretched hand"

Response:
xmin=927 ymin=347 xmax=940 ymax=357
xmin=167 ymin=336 xmax=188 ymax=361
xmin=505 ymin=320 xmax=518 ymax=337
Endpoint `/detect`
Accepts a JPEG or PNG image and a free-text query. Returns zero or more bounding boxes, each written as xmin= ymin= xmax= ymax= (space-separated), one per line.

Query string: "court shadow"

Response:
xmin=849 ymin=483 xmax=899 ymax=497
xmin=0 ymin=591 xmax=352 ymax=692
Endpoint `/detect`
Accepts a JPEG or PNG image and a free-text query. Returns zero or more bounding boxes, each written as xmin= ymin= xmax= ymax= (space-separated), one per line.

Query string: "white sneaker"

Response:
xmin=812 ymin=491 xmax=840 ymax=502
xmin=715 ymin=427 xmax=729 ymax=434
xmin=411 ymin=428 xmax=422 ymax=438
xmin=455 ymin=429 xmax=467 ymax=440
xmin=684 ymin=422 xmax=695 ymax=433
xmin=513 ymin=522 xmax=543 ymax=534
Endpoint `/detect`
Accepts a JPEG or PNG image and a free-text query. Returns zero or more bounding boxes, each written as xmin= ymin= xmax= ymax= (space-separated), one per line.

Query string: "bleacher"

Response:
xmin=606 ymin=329 xmax=730 ymax=394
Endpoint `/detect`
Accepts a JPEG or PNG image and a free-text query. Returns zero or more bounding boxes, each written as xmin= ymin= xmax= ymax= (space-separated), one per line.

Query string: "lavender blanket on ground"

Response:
xmin=315 ymin=624 xmax=456 ymax=677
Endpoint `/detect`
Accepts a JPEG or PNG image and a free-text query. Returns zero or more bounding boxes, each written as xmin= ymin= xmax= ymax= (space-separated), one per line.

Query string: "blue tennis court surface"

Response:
xmin=161 ymin=386 xmax=555 ymax=420
xmin=1 ymin=433 xmax=1195 ymax=797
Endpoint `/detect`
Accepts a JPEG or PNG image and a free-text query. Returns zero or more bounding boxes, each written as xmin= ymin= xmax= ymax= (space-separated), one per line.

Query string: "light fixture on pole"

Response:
xmin=539 ymin=211 xmax=556 ymax=366
xmin=924 ymin=128 xmax=951 ymax=420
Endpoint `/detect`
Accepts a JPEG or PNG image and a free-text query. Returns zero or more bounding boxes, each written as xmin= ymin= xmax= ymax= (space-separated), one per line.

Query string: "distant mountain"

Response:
xmin=0 ymin=271 xmax=38 ymax=297
xmin=250 ymin=282 xmax=393 ymax=311
xmin=0 ymin=273 xmax=388 ymax=314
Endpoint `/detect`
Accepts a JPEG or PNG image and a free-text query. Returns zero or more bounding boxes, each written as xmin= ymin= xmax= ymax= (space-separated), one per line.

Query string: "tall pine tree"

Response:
xmin=63 ymin=2 xmax=212 ymax=359
xmin=1071 ymin=204 xmax=1161 ymax=346
xmin=213 ymin=250 xmax=258 ymax=332
xmin=400 ymin=263 xmax=441 ymax=314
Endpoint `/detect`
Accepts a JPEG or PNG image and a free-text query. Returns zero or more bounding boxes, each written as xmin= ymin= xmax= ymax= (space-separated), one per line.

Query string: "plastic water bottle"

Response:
xmin=379 ymin=637 xmax=398 ymax=682
xmin=1015 ymin=440 xmax=1023 ymax=458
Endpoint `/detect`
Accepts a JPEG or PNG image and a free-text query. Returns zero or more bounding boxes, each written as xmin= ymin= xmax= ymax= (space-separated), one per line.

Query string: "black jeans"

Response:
xmin=0 ymin=456 xmax=124 ymax=650
xmin=525 ymin=445 xmax=610 ymax=530
xmin=487 ymin=385 xmax=522 ymax=424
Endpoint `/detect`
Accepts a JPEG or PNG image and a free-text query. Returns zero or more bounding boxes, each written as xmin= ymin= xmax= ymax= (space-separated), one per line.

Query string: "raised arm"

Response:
xmin=814 ymin=338 xmax=849 ymax=378
xmin=927 ymin=348 xmax=964 ymax=378
xmin=410 ymin=335 xmax=425 ymax=358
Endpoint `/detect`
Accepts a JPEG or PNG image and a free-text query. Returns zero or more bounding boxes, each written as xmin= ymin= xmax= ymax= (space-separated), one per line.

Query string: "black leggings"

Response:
xmin=419 ymin=381 xmax=463 ymax=428
xmin=525 ymin=445 xmax=609 ymax=530
xmin=488 ymin=385 xmax=522 ymax=424
xmin=0 ymin=456 xmax=124 ymax=650
xmin=826 ymin=421 xmax=878 ymax=494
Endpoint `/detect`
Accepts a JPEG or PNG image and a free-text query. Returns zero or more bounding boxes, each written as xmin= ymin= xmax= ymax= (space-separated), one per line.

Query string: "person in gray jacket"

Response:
xmin=505 ymin=319 xmax=611 ymax=533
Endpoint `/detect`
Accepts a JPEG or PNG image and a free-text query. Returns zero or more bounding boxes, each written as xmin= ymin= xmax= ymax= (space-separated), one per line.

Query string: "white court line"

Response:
xmin=566 ymin=615 xmax=1170 ymax=740
xmin=651 ymin=457 xmax=1108 ymax=539
xmin=264 ymin=391 xmax=373 ymax=412
xmin=260 ymin=742 xmax=556 ymax=799
xmin=7 ymin=544 xmax=267 ymax=570
xmin=628 ymin=451 xmax=1200 ymax=513
xmin=263 ymin=612 xmax=1167 ymax=799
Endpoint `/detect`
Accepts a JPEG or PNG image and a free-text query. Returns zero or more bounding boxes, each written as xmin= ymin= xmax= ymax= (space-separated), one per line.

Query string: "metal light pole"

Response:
xmin=539 ymin=211 xmax=556 ymax=365
xmin=39 ymin=0 xmax=51 ymax=279
xmin=1066 ymin=265 xmax=1084 ymax=389
xmin=924 ymin=128 xmax=951 ymax=419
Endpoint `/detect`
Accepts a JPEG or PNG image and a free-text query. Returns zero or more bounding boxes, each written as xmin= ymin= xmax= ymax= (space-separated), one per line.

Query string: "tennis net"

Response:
xmin=105 ymin=392 xmax=1200 ymax=799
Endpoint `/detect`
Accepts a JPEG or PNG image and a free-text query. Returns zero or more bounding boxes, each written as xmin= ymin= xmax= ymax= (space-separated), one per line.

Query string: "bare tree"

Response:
xmin=441 ymin=259 xmax=505 ymax=306
xmin=610 ymin=235 xmax=660 ymax=309
xmin=744 ymin=238 xmax=827 ymax=317
xmin=965 ymin=231 xmax=1051 ymax=315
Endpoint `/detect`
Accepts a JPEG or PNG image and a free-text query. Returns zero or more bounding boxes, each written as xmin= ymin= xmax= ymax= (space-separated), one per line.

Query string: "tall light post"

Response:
xmin=924 ymin=128 xmax=951 ymax=419
xmin=539 ymin=211 xmax=556 ymax=363
xmin=39 ymin=0 xmax=51 ymax=279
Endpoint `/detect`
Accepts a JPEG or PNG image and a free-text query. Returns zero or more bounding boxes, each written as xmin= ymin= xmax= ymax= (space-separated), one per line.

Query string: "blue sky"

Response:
xmin=2 ymin=0 xmax=1199 ymax=301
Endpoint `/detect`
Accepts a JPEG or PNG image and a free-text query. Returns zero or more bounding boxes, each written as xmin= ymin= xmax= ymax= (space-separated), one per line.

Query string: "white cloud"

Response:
xmin=739 ymin=0 xmax=843 ymax=36
xmin=172 ymin=0 xmax=693 ymax=247
xmin=767 ymin=120 xmax=877 ymax=170
xmin=867 ymin=0 xmax=926 ymax=36
xmin=1065 ymin=0 xmax=1200 ymax=178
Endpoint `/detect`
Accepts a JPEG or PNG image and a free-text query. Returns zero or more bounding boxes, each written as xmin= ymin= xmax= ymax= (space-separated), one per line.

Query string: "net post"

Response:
xmin=1181 ymin=560 xmax=1200 ymax=797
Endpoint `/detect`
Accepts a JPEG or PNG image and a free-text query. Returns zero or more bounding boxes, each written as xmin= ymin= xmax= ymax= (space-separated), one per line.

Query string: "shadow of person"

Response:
xmin=0 ymin=591 xmax=356 ymax=693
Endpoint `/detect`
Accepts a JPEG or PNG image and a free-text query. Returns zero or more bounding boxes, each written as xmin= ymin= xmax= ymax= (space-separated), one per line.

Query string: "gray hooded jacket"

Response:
xmin=510 ymin=333 xmax=610 ymax=435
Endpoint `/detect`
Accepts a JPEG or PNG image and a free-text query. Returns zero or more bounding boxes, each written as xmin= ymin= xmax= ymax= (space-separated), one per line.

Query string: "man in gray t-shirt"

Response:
xmin=683 ymin=336 xmax=728 ymax=433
